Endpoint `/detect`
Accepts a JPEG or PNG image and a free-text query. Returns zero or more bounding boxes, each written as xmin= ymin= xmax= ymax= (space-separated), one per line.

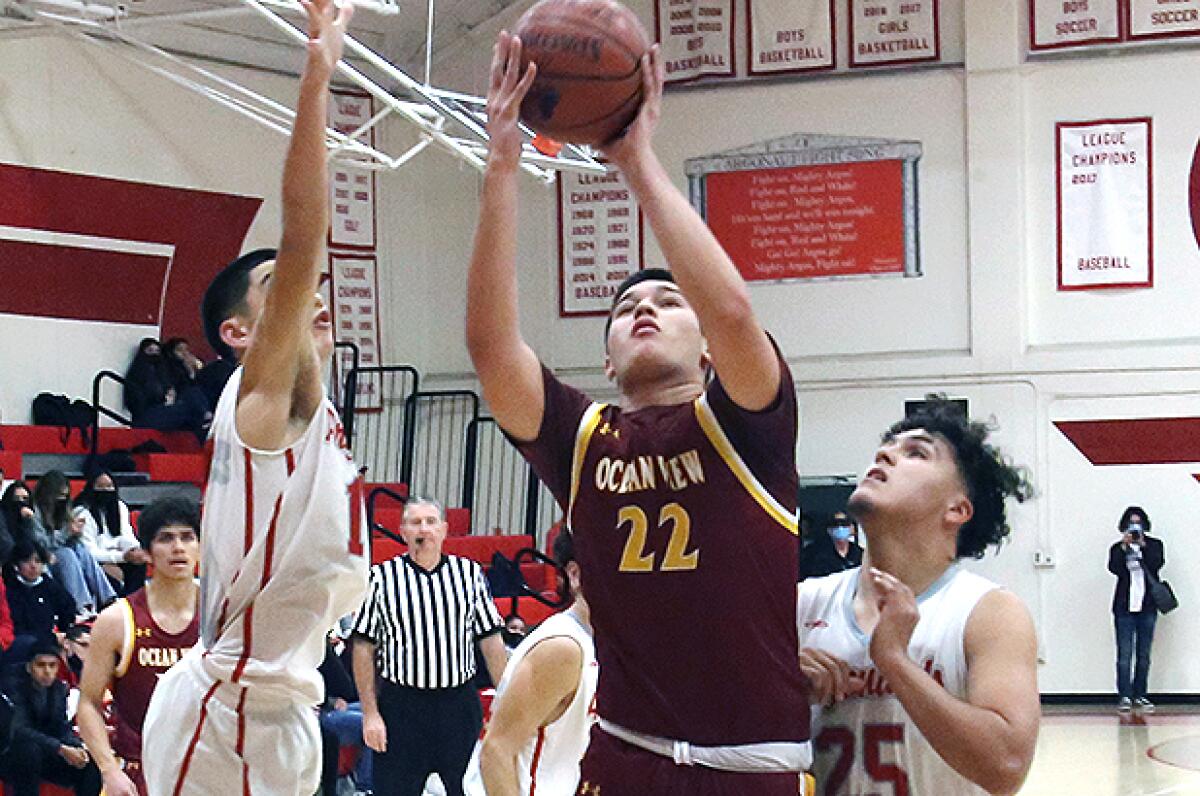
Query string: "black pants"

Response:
xmin=0 ymin=740 xmax=102 ymax=796
xmin=374 ymin=681 xmax=481 ymax=796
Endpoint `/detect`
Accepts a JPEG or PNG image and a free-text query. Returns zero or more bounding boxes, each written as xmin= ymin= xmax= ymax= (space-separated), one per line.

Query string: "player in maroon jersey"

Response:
xmin=466 ymin=34 xmax=811 ymax=795
xmin=76 ymin=497 xmax=201 ymax=796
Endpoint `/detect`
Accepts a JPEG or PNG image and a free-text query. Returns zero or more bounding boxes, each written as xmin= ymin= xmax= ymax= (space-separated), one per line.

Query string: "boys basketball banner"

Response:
xmin=329 ymin=253 xmax=384 ymax=407
xmin=1030 ymin=0 xmax=1121 ymax=50
xmin=654 ymin=0 xmax=736 ymax=83
xmin=849 ymin=0 xmax=940 ymax=67
xmin=1056 ymin=118 xmax=1153 ymax=290
xmin=747 ymin=0 xmax=835 ymax=76
xmin=558 ymin=167 xmax=644 ymax=317
xmin=1128 ymin=0 xmax=1200 ymax=39
xmin=328 ymin=90 xmax=377 ymax=249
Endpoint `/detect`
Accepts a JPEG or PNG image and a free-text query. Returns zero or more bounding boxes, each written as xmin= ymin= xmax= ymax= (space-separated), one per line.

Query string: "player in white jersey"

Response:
xmin=141 ymin=2 xmax=368 ymax=793
xmin=798 ymin=397 xmax=1039 ymax=796
xmin=470 ymin=529 xmax=597 ymax=796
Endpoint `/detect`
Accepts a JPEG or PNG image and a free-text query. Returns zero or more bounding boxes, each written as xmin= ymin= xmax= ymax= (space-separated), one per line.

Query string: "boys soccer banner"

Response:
xmin=1030 ymin=0 xmax=1121 ymax=50
xmin=1128 ymin=0 xmax=1200 ymax=40
xmin=748 ymin=0 xmax=835 ymax=76
xmin=849 ymin=0 xmax=940 ymax=67
xmin=1056 ymin=119 xmax=1153 ymax=290
xmin=558 ymin=167 xmax=644 ymax=317
xmin=655 ymin=0 xmax=736 ymax=84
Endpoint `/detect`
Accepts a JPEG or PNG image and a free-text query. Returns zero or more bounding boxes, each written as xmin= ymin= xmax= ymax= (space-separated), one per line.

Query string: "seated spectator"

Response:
xmin=4 ymin=542 xmax=77 ymax=666
xmin=31 ymin=472 xmax=115 ymax=618
xmin=1 ymin=482 xmax=52 ymax=564
xmin=319 ymin=631 xmax=373 ymax=796
xmin=163 ymin=337 xmax=204 ymax=388
xmin=0 ymin=636 xmax=101 ymax=795
xmin=74 ymin=472 xmax=148 ymax=595
xmin=59 ymin=624 xmax=90 ymax=692
xmin=799 ymin=511 xmax=864 ymax=581
xmin=123 ymin=338 xmax=209 ymax=441
xmin=0 ymin=577 xmax=12 ymax=662
xmin=194 ymin=354 xmax=237 ymax=414
xmin=502 ymin=613 xmax=527 ymax=651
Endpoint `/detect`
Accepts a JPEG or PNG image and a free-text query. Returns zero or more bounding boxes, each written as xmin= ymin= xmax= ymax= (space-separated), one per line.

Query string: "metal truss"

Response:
xmin=3 ymin=0 xmax=607 ymax=182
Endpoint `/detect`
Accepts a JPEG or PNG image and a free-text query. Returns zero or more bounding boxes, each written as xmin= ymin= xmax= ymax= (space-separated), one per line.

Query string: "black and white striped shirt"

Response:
xmin=352 ymin=554 xmax=504 ymax=689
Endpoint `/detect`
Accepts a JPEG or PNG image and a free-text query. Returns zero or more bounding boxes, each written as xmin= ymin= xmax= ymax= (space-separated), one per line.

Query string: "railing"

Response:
xmin=464 ymin=417 xmax=561 ymax=544
xmin=400 ymin=390 xmax=479 ymax=511
xmin=366 ymin=485 xmax=408 ymax=545
xmin=90 ymin=370 xmax=132 ymax=460
xmin=343 ymin=365 xmax=420 ymax=484
xmin=330 ymin=340 xmax=360 ymax=416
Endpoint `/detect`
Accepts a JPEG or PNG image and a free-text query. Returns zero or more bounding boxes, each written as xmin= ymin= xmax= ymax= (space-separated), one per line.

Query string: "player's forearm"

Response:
xmin=878 ymin=655 xmax=1030 ymax=795
xmin=352 ymin=640 xmax=380 ymax=716
xmin=277 ymin=55 xmax=333 ymax=286
xmin=76 ymin=699 xmax=119 ymax=774
xmin=466 ymin=162 xmax=524 ymax=364
xmin=479 ymin=736 xmax=522 ymax=796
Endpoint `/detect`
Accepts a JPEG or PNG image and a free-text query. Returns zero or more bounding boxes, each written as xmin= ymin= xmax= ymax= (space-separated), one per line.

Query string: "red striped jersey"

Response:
xmin=198 ymin=367 xmax=369 ymax=706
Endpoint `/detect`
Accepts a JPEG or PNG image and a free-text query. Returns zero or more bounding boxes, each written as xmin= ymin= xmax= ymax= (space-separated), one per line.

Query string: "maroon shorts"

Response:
xmin=577 ymin=725 xmax=804 ymax=796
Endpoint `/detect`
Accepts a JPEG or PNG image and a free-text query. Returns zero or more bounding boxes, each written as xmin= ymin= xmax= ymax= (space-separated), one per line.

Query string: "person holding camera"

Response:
xmin=1107 ymin=505 xmax=1165 ymax=714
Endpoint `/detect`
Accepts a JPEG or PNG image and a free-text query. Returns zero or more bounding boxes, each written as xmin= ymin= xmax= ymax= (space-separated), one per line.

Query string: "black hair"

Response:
xmin=1118 ymin=505 xmax=1151 ymax=532
xmin=64 ymin=624 xmax=91 ymax=642
xmin=552 ymin=527 xmax=576 ymax=569
xmin=0 ymin=481 xmax=33 ymax=536
xmin=883 ymin=394 xmax=1033 ymax=560
xmin=603 ymin=268 xmax=676 ymax=341
xmin=136 ymin=495 xmax=201 ymax=550
xmin=201 ymin=248 xmax=276 ymax=360
xmin=32 ymin=470 xmax=71 ymax=531
xmin=10 ymin=538 xmax=46 ymax=566
xmin=75 ymin=470 xmax=123 ymax=538
xmin=29 ymin=635 xmax=62 ymax=661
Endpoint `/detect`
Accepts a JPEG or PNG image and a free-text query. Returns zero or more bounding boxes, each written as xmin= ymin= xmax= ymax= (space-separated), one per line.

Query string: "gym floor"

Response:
xmin=1019 ymin=706 xmax=1200 ymax=795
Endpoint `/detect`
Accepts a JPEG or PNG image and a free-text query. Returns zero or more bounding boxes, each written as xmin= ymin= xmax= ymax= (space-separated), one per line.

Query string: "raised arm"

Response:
xmin=465 ymin=32 xmax=544 ymax=442
xmin=77 ymin=606 xmax=139 ymax=796
xmin=601 ymin=48 xmax=780 ymax=411
xmin=237 ymin=0 xmax=352 ymax=450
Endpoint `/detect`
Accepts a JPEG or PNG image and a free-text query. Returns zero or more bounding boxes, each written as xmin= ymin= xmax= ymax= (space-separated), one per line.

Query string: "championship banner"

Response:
xmin=329 ymin=252 xmax=384 ymax=407
xmin=1030 ymin=0 xmax=1121 ymax=51
xmin=1056 ymin=119 xmax=1153 ymax=291
xmin=558 ymin=166 xmax=644 ymax=317
xmin=328 ymin=90 xmax=377 ymax=250
xmin=654 ymin=0 xmax=736 ymax=84
xmin=748 ymin=0 xmax=835 ymax=76
xmin=1128 ymin=0 xmax=1200 ymax=40
xmin=849 ymin=0 xmax=940 ymax=68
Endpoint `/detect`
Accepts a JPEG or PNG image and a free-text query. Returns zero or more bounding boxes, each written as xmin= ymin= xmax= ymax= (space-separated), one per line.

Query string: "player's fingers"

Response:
xmin=335 ymin=0 xmax=354 ymax=28
xmin=649 ymin=44 xmax=665 ymax=100
xmin=489 ymin=38 xmax=505 ymax=94
xmin=807 ymin=648 xmax=850 ymax=700
xmin=503 ymin=36 xmax=522 ymax=92
xmin=515 ymin=61 xmax=538 ymax=99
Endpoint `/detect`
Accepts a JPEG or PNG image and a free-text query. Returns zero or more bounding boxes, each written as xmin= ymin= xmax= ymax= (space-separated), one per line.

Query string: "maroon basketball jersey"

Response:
xmin=112 ymin=588 xmax=200 ymax=763
xmin=516 ymin=356 xmax=810 ymax=747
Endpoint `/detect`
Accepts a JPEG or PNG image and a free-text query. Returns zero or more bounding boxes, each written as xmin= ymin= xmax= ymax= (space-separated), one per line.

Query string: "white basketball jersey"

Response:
xmin=465 ymin=610 xmax=598 ymax=796
xmin=797 ymin=566 xmax=998 ymax=796
xmin=198 ymin=367 xmax=369 ymax=706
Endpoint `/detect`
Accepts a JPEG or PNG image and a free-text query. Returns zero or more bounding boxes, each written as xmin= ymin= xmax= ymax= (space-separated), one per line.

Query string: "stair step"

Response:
xmin=119 ymin=482 xmax=202 ymax=510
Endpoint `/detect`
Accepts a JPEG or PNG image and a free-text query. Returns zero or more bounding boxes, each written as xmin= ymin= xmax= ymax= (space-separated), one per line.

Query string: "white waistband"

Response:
xmin=597 ymin=718 xmax=812 ymax=773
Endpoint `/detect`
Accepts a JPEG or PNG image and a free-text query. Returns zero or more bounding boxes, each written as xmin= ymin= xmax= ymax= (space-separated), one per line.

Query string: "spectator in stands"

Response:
xmin=4 ymin=542 xmax=77 ymax=667
xmin=0 ymin=491 xmax=12 ymax=566
xmin=319 ymin=630 xmax=373 ymax=796
xmin=122 ymin=338 xmax=209 ymax=441
xmin=799 ymin=511 xmax=865 ymax=580
xmin=73 ymin=473 xmax=148 ymax=595
xmin=31 ymin=472 xmax=115 ymax=618
xmin=0 ymin=578 xmax=13 ymax=662
xmin=502 ymin=614 xmax=527 ymax=651
xmin=60 ymin=624 xmax=90 ymax=689
xmin=0 ymin=636 xmax=102 ymax=795
xmin=1 ymin=482 xmax=52 ymax=563
xmin=162 ymin=338 xmax=203 ymax=390
xmin=194 ymin=354 xmax=237 ymax=414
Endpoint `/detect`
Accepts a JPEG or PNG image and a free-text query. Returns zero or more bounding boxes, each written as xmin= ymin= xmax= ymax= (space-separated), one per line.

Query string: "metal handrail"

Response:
xmin=400 ymin=389 xmax=480 ymax=500
xmin=366 ymin=485 xmax=407 ymax=546
xmin=90 ymin=369 xmax=133 ymax=460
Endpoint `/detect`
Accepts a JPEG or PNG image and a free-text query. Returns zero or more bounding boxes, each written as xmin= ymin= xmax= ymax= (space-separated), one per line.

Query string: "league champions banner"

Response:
xmin=328 ymin=252 xmax=384 ymax=408
xmin=1029 ymin=0 xmax=1121 ymax=50
xmin=1056 ymin=118 xmax=1153 ymax=291
xmin=1128 ymin=0 xmax=1200 ymax=40
xmin=849 ymin=0 xmax=940 ymax=67
xmin=654 ymin=0 xmax=736 ymax=84
xmin=558 ymin=166 xmax=644 ymax=317
xmin=747 ymin=0 xmax=835 ymax=76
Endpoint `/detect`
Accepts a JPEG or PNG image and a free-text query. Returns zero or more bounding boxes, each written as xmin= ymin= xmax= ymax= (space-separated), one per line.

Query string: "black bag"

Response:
xmin=487 ymin=552 xmax=524 ymax=599
xmin=32 ymin=393 xmax=94 ymax=446
xmin=1150 ymin=576 xmax=1178 ymax=614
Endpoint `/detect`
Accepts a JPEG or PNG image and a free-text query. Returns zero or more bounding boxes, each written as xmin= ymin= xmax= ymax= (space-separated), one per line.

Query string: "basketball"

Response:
xmin=514 ymin=0 xmax=650 ymax=146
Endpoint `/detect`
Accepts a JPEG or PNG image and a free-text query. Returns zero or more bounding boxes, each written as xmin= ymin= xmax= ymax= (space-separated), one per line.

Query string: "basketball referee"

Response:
xmin=351 ymin=497 xmax=508 ymax=796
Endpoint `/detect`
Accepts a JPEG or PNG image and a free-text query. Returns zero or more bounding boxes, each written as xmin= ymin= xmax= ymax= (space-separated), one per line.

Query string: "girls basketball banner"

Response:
xmin=747 ymin=0 xmax=835 ymax=76
xmin=558 ymin=167 xmax=644 ymax=317
xmin=1128 ymin=0 xmax=1200 ymax=40
xmin=328 ymin=90 xmax=377 ymax=250
xmin=329 ymin=252 xmax=384 ymax=407
xmin=849 ymin=0 xmax=940 ymax=67
xmin=1030 ymin=0 xmax=1121 ymax=50
xmin=654 ymin=0 xmax=736 ymax=84
xmin=1056 ymin=118 xmax=1153 ymax=290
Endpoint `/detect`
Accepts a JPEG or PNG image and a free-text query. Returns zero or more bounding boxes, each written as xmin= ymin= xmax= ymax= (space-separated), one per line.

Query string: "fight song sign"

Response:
xmin=1128 ymin=0 xmax=1200 ymax=40
xmin=558 ymin=167 xmax=644 ymax=317
xmin=849 ymin=0 xmax=940 ymax=67
xmin=1056 ymin=118 xmax=1153 ymax=290
xmin=1030 ymin=0 xmax=1121 ymax=50
xmin=747 ymin=0 xmax=835 ymax=76
xmin=654 ymin=0 xmax=736 ymax=84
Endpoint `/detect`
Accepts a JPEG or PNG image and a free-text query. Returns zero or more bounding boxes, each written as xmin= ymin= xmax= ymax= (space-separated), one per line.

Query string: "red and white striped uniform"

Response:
xmin=143 ymin=367 xmax=369 ymax=795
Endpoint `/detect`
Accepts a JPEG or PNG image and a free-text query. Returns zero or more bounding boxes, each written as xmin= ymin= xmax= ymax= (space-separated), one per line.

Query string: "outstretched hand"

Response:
xmin=598 ymin=44 xmax=664 ymax=172
xmin=301 ymin=0 xmax=354 ymax=75
xmin=867 ymin=567 xmax=920 ymax=670
xmin=486 ymin=31 xmax=538 ymax=168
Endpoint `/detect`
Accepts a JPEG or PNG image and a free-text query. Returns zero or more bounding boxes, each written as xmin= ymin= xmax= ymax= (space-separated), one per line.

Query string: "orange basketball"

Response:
xmin=514 ymin=0 xmax=650 ymax=146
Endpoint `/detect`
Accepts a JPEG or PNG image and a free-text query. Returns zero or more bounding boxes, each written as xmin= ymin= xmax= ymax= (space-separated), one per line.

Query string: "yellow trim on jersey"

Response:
xmin=567 ymin=403 xmax=607 ymax=530
xmin=694 ymin=394 xmax=798 ymax=534
xmin=115 ymin=598 xmax=135 ymax=678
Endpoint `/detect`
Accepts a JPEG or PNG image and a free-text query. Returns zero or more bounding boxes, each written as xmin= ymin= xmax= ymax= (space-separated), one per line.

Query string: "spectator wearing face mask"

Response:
xmin=799 ymin=511 xmax=864 ymax=581
xmin=123 ymin=338 xmax=210 ymax=441
xmin=1 ymin=482 xmax=52 ymax=567
xmin=30 ymin=472 xmax=115 ymax=619
xmin=1108 ymin=505 xmax=1165 ymax=715
xmin=73 ymin=473 xmax=148 ymax=596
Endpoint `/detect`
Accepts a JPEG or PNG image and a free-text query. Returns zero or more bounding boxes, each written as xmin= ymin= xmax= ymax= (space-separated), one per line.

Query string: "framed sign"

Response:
xmin=558 ymin=166 xmax=645 ymax=317
xmin=1056 ymin=118 xmax=1153 ymax=291
xmin=654 ymin=0 xmax=737 ymax=84
xmin=329 ymin=252 xmax=384 ymax=407
xmin=849 ymin=0 xmax=940 ymax=68
xmin=747 ymin=0 xmax=836 ymax=76
xmin=687 ymin=133 xmax=922 ymax=282
xmin=1029 ymin=0 xmax=1121 ymax=51
xmin=328 ymin=90 xmax=378 ymax=250
xmin=1127 ymin=0 xmax=1200 ymax=40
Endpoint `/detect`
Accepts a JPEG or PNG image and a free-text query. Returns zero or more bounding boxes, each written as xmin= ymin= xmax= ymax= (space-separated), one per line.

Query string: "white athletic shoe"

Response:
xmin=1118 ymin=697 xmax=1133 ymax=712
xmin=1134 ymin=697 xmax=1155 ymax=713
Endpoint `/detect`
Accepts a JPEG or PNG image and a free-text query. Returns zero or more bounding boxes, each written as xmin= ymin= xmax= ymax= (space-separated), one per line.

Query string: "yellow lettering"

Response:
xmin=638 ymin=456 xmax=657 ymax=490
xmin=660 ymin=503 xmax=700 ymax=571
xmin=617 ymin=506 xmax=655 ymax=572
xmin=668 ymin=458 xmax=686 ymax=491
xmin=679 ymin=450 xmax=705 ymax=485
